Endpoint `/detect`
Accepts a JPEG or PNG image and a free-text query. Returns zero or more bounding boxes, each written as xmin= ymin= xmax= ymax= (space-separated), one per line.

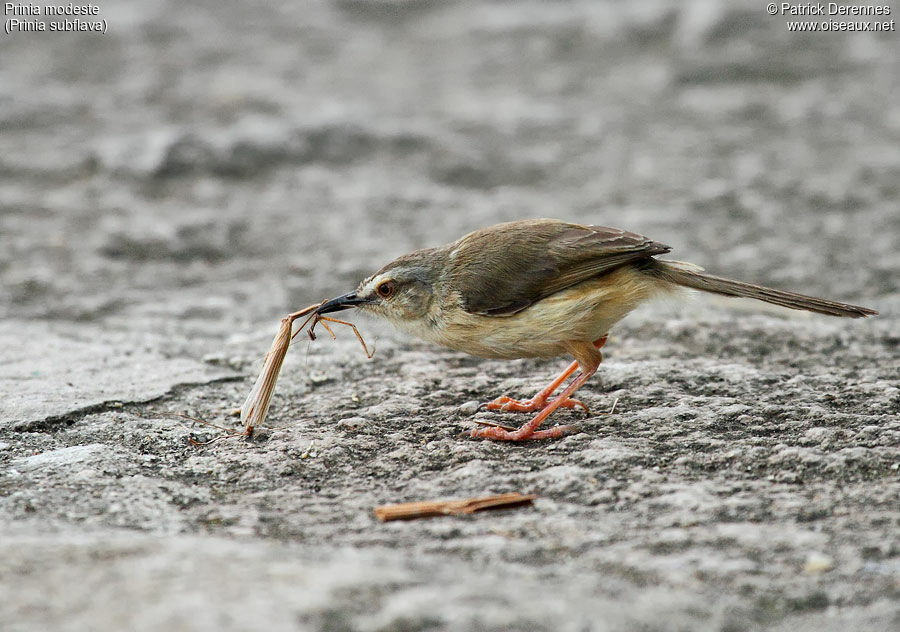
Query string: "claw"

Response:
xmin=470 ymin=424 xmax=578 ymax=441
xmin=467 ymin=335 xmax=607 ymax=442
xmin=473 ymin=419 xmax=518 ymax=431
xmin=483 ymin=394 xmax=588 ymax=414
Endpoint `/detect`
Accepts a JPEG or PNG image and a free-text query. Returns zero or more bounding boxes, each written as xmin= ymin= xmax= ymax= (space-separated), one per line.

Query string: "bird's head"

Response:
xmin=315 ymin=248 xmax=443 ymax=325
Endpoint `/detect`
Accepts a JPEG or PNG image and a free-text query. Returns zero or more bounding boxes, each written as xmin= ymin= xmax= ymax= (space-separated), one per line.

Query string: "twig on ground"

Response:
xmin=240 ymin=301 xmax=375 ymax=437
xmin=373 ymin=492 xmax=537 ymax=521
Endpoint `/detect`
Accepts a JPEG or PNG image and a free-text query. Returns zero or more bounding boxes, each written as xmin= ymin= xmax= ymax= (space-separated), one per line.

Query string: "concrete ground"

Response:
xmin=1 ymin=1 xmax=898 ymax=630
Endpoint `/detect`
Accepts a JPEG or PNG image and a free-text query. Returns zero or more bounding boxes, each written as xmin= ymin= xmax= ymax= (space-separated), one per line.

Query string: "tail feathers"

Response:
xmin=653 ymin=261 xmax=878 ymax=319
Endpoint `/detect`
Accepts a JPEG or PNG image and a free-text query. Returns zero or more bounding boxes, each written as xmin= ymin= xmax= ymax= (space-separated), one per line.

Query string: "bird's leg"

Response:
xmin=482 ymin=335 xmax=607 ymax=414
xmin=472 ymin=362 xmax=600 ymax=441
xmin=472 ymin=338 xmax=606 ymax=441
xmin=484 ymin=360 xmax=582 ymax=412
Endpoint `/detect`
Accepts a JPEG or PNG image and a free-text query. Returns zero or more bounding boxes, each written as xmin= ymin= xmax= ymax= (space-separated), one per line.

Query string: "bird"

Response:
xmin=314 ymin=219 xmax=878 ymax=441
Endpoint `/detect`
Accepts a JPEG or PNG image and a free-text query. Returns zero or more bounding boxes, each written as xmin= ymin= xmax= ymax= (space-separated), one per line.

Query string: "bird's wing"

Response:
xmin=448 ymin=219 xmax=671 ymax=316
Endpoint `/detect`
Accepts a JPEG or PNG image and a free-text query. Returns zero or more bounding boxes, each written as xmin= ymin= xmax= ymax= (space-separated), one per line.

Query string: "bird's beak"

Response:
xmin=315 ymin=292 xmax=372 ymax=315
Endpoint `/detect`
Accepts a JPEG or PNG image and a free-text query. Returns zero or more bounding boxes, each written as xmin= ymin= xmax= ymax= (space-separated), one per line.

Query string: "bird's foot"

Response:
xmin=470 ymin=422 xmax=577 ymax=441
xmin=481 ymin=394 xmax=589 ymax=414
xmin=468 ymin=339 xmax=605 ymax=443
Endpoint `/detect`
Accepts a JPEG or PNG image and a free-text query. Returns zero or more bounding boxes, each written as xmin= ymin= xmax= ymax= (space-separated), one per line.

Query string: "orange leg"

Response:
xmin=481 ymin=335 xmax=607 ymax=415
xmin=472 ymin=335 xmax=608 ymax=442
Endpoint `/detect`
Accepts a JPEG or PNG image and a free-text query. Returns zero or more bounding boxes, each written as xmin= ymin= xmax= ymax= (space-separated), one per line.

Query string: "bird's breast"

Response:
xmin=412 ymin=266 xmax=665 ymax=360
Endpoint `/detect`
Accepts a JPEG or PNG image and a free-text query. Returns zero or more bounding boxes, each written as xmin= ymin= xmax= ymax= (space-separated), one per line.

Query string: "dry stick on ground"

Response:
xmin=240 ymin=302 xmax=323 ymax=437
xmin=373 ymin=493 xmax=538 ymax=522
xmin=240 ymin=302 xmax=375 ymax=437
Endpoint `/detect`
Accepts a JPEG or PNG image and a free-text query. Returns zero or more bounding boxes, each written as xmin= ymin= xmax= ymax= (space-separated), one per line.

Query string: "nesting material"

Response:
xmin=240 ymin=303 xmax=322 ymax=436
xmin=239 ymin=302 xmax=374 ymax=436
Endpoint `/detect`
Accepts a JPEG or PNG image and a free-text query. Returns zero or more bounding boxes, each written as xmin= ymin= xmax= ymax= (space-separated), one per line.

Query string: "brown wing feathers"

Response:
xmin=450 ymin=221 xmax=669 ymax=316
xmin=446 ymin=219 xmax=876 ymax=319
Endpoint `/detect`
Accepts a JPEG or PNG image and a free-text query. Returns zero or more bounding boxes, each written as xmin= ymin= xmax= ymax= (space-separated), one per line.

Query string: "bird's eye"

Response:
xmin=376 ymin=280 xmax=395 ymax=299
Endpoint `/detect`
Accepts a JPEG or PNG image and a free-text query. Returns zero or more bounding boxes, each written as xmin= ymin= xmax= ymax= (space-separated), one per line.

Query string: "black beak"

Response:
xmin=316 ymin=292 xmax=371 ymax=315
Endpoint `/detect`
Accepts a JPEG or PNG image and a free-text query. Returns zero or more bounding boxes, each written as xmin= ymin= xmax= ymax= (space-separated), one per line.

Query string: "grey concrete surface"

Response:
xmin=1 ymin=1 xmax=898 ymax=630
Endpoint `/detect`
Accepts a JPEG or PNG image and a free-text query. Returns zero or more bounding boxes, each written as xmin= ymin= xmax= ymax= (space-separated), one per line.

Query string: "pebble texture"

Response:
xmin=1 ymin=1 xmax=898 ymax=631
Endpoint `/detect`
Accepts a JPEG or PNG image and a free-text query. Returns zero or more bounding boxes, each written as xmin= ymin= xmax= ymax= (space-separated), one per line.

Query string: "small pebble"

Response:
xmin=202 ymin=352 xmax=226 ymax=365
xmin=804 ymin=552 xmax=834 ymax=575
xmin=458 ymin=400 xmax=481 ymax=415
xmin=309 ymin=371 xmax=333 ymax=385
xmin=337 ymin=416 xmax=367 ymax=429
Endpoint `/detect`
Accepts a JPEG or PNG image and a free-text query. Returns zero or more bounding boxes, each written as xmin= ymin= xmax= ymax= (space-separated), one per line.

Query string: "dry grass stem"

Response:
xmin=373 ymin=492 xmax=537 ymax=521
xmin=472 ymin=419 xmax=518 ymax=431
xmin=240 ymin=302 xmax=323 ymax=436
xmin=239 ymin=302 xmax=375 ymax=436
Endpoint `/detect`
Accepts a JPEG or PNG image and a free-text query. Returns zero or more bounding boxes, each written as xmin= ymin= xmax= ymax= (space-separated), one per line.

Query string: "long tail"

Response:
xmin=651 ymin=261 xmax=878 ymax=318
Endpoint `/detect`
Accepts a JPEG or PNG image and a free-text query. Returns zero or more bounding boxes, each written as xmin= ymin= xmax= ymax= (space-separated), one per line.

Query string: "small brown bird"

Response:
xmin=316 ymin=219 xmax=877 ymax=441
